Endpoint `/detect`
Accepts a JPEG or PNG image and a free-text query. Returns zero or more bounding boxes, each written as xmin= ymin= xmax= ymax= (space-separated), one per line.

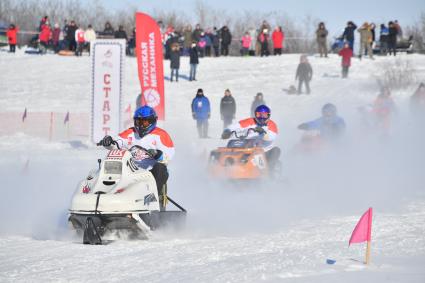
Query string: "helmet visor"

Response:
xmin=255 ymin=111 xmax=270 ymax=119
xmin=134 ymin=117 xmax=155 ymax=129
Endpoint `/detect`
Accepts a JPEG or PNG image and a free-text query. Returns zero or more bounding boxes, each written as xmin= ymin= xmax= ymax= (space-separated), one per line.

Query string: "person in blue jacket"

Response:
xmin=298 ymin=103 xmax=346 ymax=140
xmin=191 ymin=88 xmax=211 ymax=138
xmin=343 ymin=21 xmax=357 ymax=51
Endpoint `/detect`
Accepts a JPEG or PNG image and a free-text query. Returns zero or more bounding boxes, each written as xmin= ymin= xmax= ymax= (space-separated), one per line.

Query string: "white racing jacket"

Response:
xmin=113 ymin=127 xmax=175 ymax=164
xmin=226 ymin=118 xmax=278 ymax=152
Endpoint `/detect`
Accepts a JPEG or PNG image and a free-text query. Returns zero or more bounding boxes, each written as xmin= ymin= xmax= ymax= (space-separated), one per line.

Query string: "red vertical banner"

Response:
xmin=135 ymin=12 xmax=165 ymax=120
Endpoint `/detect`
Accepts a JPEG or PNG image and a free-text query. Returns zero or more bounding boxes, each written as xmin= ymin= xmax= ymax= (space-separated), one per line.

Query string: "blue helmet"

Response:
xmin=254 ymin=105 xmax=271 ymax=126
xmin=322 ymin=103 xmax=337 ymax=117
xmin=133 ymin=105 xmax=157 ymax=137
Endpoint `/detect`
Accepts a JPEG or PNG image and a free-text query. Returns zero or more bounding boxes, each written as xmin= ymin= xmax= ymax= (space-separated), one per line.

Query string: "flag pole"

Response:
xmin=365 ymin=207 xmax=373 ymax=265
xmin=365 ymin=241 xmax=371 ymax=265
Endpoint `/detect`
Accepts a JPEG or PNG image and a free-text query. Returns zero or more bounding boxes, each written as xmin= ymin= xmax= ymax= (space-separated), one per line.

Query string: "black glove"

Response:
xmin=221 ymin=129 xmax=232 ymax=139
xmin=99 ymin=135 xmax=113 ymax=147
xmin=254 ymin=127 xmax=266 ymax=135
xmin=298 ymin=123 xmax=309 ymax=130
xmin=147 ymin=148 xmax=157 ymax=158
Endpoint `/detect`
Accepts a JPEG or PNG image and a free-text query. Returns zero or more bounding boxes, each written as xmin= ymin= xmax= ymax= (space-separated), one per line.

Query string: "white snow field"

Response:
xmin=0 ymin=47 xmax=425 ymax=282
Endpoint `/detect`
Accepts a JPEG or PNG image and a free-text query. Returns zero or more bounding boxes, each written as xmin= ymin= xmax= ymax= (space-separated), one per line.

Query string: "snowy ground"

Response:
xmin=0 ymin=47 xmax=425 ymax=282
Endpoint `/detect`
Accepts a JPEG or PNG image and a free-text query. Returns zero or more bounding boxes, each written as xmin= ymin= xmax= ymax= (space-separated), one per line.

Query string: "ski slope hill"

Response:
xmin=0 ymin=49 xmax=425 ymax=282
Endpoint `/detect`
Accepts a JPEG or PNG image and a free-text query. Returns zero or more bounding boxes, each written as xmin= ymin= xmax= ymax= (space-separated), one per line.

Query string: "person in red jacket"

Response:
xmin=338 ymin=42 xmax=353 ymax=78
xmin=39 ymin=23 xmax=51 ymax=54
xmin=6 ymin=24 xmax=18 ymax=53
xmin=272 ymin=26 xmax=284 ymax=55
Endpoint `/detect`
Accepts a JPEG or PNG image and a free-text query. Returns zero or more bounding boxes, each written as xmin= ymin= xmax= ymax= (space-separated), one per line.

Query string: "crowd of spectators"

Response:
xmin=3 ymin=16 xmax=409 ymax=58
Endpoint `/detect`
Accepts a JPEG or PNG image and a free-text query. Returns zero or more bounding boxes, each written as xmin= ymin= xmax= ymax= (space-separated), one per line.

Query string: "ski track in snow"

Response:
xmin=0 ymin=48 xmax=425 ymax=282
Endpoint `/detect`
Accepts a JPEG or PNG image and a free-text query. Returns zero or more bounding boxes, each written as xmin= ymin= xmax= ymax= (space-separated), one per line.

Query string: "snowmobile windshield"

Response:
xmin=104 ymin=161 xmax=122 ymax=175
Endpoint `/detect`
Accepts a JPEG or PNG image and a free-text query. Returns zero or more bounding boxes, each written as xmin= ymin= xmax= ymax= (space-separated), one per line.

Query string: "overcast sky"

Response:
xmin=100 ymin=0 xmax=424 ymax=36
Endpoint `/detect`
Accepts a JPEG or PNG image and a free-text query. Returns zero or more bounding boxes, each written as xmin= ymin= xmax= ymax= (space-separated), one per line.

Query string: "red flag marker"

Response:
xmin=349 ymin=207 xmax=373 ymax=264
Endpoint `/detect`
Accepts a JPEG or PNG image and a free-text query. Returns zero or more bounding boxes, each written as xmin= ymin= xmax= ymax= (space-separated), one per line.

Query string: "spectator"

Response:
xmin=114 ymin=25 xmax=128 ymax=41
xmin=220 ymin=89 xmax=236 ymax=129
xmin=251 ymin=92 xmax=266 ymax=116
xmin=295 ymin=55 xmax=313 ymax=94
xmin=198 ymin=32 xmax=208 ymax=57
xmin=204 ymin=29 xmax=213 ymax=57
xmin=272 ymin=26 xmax=284 ymax=55
xmin=191 ymin=88 xmax=211 ymax=138
xmin=183 ymin=25 xmax=193 ymax=55
xmin=248 ymin=28 xmax=257 ymax=56
xmin=75 ymin=25 xmax=85 ymax=56
xmin=316 ymin=22 xmax=328 ymax=57
xmin=189 ymin=41 xmax=199 ymax=81
xmin=338 ymin=42 xmax=353 ymax=78
xmin=39 ymin=16 xmax=48 ymax=32
xmin=241 ymin=32 xmax=252 ymax=56
xmin=6 ymin=24 xmax=18 ymax=53
xmin=66 ymin=20 xmax=77 ymax=51
xmin=127 ymin=27 xmax=136 ymax=56
xmin=39 ymin=22 xmax=51 ymax=54
xmin=394 ymin=20 xmax=402 ymax=39
xmin=369 ymin=23 xmax=376 ymax=52
xmin=51 ymin=23 xmax=62 ymax=53
xmin=84 ymin=24 xmax=96 ymax=55
xmin=211 ymin=27 xmax=220 ymax=57
xmin=169 ymin=43 xmax=180 ymax=82
xmin=62 ymin=20 xmax=69 ymax=49
xmin=358 ymin=22 xmax=374 ymax=60
xmin=343 ymin=21 xmax=357 ymax=50
xmin=260 ymin=20 xmax=271 ymax=34
xmin=192 ymin=24 xmax=203 ymax=43
xmin=103 ymin=21 xmax=115 ymax=37
xmin=379 ymin=23 xmax=389 ymax=55
xmin=220 ymin=26 xmax=232 ymax=56
xmin=258 ymin=28 xmax=270 ymax=57
xmin=388 ymin=21 xmax=398 ymax=56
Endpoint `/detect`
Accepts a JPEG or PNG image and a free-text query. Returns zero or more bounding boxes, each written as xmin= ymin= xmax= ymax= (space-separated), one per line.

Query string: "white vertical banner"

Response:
xmin=91 ymin=39 xmax=125 ymax=143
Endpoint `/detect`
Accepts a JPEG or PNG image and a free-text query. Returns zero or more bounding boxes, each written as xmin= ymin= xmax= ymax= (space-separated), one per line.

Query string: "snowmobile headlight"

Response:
xmin=240 ymin=154 xmax=250 ymax=164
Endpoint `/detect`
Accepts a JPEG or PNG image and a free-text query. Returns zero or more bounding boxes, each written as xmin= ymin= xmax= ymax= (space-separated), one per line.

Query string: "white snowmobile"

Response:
xmin=68 ymin=140 xmax=186 ymax=244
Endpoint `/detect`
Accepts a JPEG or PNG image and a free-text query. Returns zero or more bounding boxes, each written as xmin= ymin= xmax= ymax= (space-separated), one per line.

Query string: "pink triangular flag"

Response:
xmin=349 ymin=208 xmax=373 ymax=245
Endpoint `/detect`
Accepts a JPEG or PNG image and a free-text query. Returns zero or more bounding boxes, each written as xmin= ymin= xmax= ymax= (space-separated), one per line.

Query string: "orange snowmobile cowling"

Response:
xmin=208 ymin=137 xmax=269 ymax=180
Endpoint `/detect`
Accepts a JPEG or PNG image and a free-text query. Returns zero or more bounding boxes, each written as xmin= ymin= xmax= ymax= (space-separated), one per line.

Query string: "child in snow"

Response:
xmin=338 ymin=42 xmax=353 ymax=78
xmin=6 ymin=24 xmax=18 ymax=53
xmin=169 ymin=43 xmax=180 ymax=82
xmin=295 ymin=55 xmax=313 ymax=94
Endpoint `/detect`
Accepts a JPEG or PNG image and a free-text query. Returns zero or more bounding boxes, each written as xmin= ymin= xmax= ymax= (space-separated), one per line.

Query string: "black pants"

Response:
xmin=171 ymin=68 xmax=179 ymax=81
xmin=213 ymin=46 xmax=219 ymax=57
xmin=265 ymin=147 xmax=281 ymax=169
xmin=388 ymin=40 xmax=396 ymax=56
xmin=221 ymin=44 xmax=229 ymax=56
xmin=274 ymin=48 xmax=282 ymax=55
xmin=298 ymin=79 xmax=311 ymax=94
xmin=342 ymin=66 xmax=349 ymax=78
xmin=9 ymin=44 xmax=16 ymax=53
xmin=150 ymin=163 xmax=168 ymax=195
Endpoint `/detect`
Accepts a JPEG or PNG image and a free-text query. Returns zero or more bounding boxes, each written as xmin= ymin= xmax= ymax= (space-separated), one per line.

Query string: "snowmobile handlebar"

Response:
xmin=96 ymin=137 xmax=121 ymax=149
xmin=232 ymin=128 xmax=259 ymax=139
